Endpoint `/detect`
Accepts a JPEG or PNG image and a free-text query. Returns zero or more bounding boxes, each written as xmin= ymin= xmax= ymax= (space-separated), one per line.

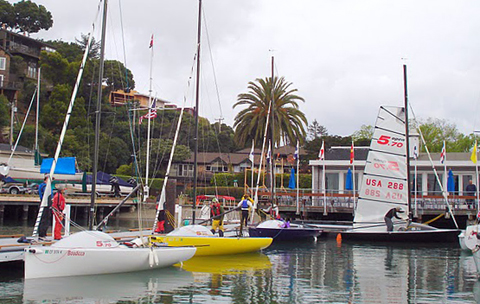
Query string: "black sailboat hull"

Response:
xmin=339 ymin=229 xmax=461 ymax=243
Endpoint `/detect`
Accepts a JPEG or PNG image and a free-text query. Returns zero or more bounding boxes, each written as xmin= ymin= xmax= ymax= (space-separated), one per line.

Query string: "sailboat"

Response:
xmin=148 ymin=0 xmax=272 ymax=256
xmin=24 ymin=0 xmax=196 ymax=279
xmin=340 ymin=65 xmax=460 ymax=243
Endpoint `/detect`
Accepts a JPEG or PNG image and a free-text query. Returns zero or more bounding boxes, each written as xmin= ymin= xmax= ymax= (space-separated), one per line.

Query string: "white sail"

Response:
xmin=353 ymin=106 xmax=409 ymax=230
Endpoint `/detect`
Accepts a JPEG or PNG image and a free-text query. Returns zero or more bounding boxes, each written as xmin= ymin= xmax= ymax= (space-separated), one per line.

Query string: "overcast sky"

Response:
xmin=12 ymin=0 xmax=480 ymax=137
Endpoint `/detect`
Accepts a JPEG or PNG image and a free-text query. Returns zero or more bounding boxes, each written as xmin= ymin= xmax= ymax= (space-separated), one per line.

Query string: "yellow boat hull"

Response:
xmin=150 ymin=236 xmax=272 ymax=256
xmin=177 ymin=252 xmax=272 ymax=274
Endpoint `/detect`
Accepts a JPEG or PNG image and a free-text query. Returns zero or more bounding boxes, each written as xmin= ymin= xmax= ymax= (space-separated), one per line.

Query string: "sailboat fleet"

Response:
xmin=1 ymin=0 xmax=478 ymax=282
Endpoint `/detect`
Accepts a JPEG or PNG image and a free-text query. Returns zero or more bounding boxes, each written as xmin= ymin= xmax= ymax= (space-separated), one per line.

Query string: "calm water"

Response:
xmin=1 ymin=220 xmax=480 ymax=303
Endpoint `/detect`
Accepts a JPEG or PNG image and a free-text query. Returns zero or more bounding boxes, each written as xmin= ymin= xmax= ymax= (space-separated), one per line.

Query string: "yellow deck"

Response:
xmin=150 ymin=236 xmax=272 ymax=256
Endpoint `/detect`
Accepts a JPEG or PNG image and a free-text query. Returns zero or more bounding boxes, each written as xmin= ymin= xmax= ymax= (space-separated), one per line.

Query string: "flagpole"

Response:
xmin=352 ymin=141 xmax=356 ymax=214
xmin=475 ymin=140 xmax=479 ymax=214
xmin=144 ymin=35 xmax=154 ymax=202
xmin=296 ymin=141 xmax=300 ymax=215
xmin=443 ymin=140 xmax=447 ymax=196
xmin=250 ymin=140 xmax=254 ymax=193
xmin=414 ymin=153 xmax=418 ymax=218
xmin=321 ymin=140 xmax=327 ymax=215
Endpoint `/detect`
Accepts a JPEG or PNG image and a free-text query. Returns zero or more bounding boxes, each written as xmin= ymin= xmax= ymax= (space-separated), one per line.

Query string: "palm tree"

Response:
xmin=233 ymin=76 xmax=307 ymax=147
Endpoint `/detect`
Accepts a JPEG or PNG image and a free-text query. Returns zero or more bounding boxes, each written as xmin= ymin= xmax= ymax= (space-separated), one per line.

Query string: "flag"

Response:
xmin=249 ymin=141 xmax=255 ymax=163
xmin=440 ymin=141 xmax=446 ymax=164
xmin=413 ymin=144 xmax=418 ymax=160
xmin=472 ymin=140 xmax=478 ymax=164
xmin=294 ymin=141 xmax=299 ymax=161
xmin=349 ymin=141 xmax=354 ymax=164
xmin=149 ymin=34 xmax=154 ymax=48
xmin=266 ymin=142 xmax=271 ymax=163
xmin=318 ymin=141 xmax=325 ymax=160
xmin=139 ymin=98 xmax=157 ymax=124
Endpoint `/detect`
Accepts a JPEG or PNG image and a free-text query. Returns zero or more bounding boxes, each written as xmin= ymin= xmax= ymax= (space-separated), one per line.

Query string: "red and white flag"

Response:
xmin=349 ymin=141 xmax=354 ymax=164
xmin=139 ymin=98 xmax=157 ymax=124
xmin=318 ymin=141 xmax=325 ymax=160
xmin=440 ymin=141 xmax=446 ymax=164
xmin=149 ymin=34 xmax=154 ymax=48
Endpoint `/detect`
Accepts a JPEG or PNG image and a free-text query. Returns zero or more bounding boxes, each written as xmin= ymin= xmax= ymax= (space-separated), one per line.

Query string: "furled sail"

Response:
xmin=353 ymin=106 xmax=409 ymax=230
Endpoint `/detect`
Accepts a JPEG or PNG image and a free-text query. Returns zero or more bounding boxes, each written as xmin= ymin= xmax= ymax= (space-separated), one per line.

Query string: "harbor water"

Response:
xmin=1 ymin=219 xmax=480 ymax=303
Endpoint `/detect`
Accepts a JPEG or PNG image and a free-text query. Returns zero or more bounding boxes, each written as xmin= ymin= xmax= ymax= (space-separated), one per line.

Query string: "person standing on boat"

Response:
xmin=154 ymin=202 xmax=166 ymax=234
xmin=237 ymin=194 xmax=253 ymax=235
xmin=210 ymin=198 xmax=225 ymax=237
xmin=38 ymin=176 xmax=52 ymax=239
xmin=384 ymin=207 xmax=405 ymax=232
xmin=52 ymin=184 xmax=66 ymax=240
xmin=465 ymin=180 xmax=477 ymax=209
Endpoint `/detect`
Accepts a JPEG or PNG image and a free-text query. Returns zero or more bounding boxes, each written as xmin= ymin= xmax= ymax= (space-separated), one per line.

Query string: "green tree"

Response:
xmin=138 ymin=139 xmax=191 ymax=178
xmin=418 ymin=118 xmax=465 ymax=152
xmin=308 ymin=119 xmax=328 ymax=140
xmin=352 ymin=124 xmax=374 ymax=141
xmin=13 ymin=0 xmax=52 ymax=34
xmin=0 ymin=0 xmax=15 ymax=31
xmin=233 ymin=76 xmax=307 ymax=147
xmin=0 ymin=95 xmax=9 ymax=143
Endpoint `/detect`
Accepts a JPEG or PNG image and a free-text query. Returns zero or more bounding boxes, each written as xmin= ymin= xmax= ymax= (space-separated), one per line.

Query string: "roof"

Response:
xmin=0 ymin=143 xmax=33 ymax=154
xmin=236 ymin=144 xmax=306 ymax=156
xmin=324 ymin=146 xmax=369 ymax=161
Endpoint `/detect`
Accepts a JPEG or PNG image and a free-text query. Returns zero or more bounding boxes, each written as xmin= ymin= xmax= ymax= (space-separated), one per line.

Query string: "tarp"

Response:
xmin=447 ymin=169 xmax=455 ymax=192
xmin=288 ymin=168 xmax=296 ymax=189
xmin=345 ymin=168 xmax=353 ymax=190
xmin=85 ymin=171 xmax=132 ymax=187
xmin=1 ymin=176 xmax=20 ymax=183
xmin=40 ymin=157 xmax=77 ymax=175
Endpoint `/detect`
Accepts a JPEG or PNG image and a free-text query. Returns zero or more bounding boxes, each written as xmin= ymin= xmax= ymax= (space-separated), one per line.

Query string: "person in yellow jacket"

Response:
xmin=210 ymin=198 xmax=225 ymax=237
xmin=237 ymin=194 xmax=253 ymax=235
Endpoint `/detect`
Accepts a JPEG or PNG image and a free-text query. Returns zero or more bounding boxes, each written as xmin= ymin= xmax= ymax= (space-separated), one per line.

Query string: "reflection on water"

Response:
xmin=1 ymin=222 xmax=479 ymax=303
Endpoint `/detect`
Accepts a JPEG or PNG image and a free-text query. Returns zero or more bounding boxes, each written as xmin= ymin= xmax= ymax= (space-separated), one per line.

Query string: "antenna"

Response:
xmin=215 ymin=117 xmax=224 ymax=132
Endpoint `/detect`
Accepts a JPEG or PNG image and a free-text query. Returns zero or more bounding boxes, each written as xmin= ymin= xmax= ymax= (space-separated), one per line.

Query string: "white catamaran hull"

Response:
xmin=24 ymin=231 xmax=196 ymax=279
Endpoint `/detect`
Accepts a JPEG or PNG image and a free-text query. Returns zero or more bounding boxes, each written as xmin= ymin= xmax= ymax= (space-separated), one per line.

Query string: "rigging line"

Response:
xmin=202 ymin=7 xmax=223 ymax=118
xmin=117 ymin=0 xmax=129 ymax=89
xmin=7 ymin=87 xmax=37 ymax=164
xmin=408 ymin=103 xmax=459 ymax=229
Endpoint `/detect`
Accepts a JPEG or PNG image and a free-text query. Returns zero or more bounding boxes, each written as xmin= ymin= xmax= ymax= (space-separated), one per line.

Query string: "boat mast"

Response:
xmin=90 ymin=0 xmax=108 ymax=230
xmin=35 ymin=67 xmax=40 ymax=152
xmin=192 ymin=0 xmax=202 ymax=224
xmin=270 ymin=56 xmax=275 ymax=205
xmin=403 ymin=64 xmax=412 ymax=216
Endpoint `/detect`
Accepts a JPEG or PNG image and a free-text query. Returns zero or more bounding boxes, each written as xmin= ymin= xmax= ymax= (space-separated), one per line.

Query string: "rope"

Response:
xmin=422 ymin=213 xmax=445 ymax=225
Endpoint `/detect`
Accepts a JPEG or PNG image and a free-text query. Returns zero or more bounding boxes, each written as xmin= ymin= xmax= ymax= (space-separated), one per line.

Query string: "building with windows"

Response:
xmin=0 ymin=28 xmax=55 ymax=102
xmin=309 ymin=146 xmax=479 ymax=202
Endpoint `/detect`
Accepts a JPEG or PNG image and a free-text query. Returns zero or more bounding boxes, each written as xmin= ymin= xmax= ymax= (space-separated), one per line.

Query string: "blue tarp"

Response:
xmin=345 ymin=168 xmax=353 ymax=190
xmin=86 ymin=171 xmax=132 ymax=187
xmin=288 ymin=168 xmax=296 ymax=189
xmin=447 ymin=169 xmax=455 ymax=192
xmin=40 ymin=157 xmax=77 ymax=175
xmin=1 ymin=176 xmax=20 ymax=183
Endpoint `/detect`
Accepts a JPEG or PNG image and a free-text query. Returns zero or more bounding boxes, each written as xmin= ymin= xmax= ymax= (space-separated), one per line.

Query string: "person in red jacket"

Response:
xmin=52 ymin=184 xmax=66 ymax=240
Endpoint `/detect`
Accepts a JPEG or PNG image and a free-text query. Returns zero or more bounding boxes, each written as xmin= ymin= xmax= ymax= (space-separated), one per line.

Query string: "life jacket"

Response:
xmin=211 ymin=203 xmax=221 ymax=217
xmin=241 ymin=199 xmax=249 ymax=210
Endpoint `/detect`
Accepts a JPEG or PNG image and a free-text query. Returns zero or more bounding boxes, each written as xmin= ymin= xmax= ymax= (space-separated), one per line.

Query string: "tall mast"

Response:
xmin=89 ymin=0 xmax=108 ymax=230
xmin=35 ymin=67 xmax=40 ymax=152
xmin=192 ymin=0 xmax=202 ymax=224
xmin=144 ymin=36 xmax=154 ymax=202
xmin=270 ymin=56 xmax=275 ymax=204
xmin=403 ymin=64 xmax=412 ymax=215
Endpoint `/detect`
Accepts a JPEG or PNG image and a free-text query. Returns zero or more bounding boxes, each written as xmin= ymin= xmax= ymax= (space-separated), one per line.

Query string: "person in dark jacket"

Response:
xmin=384 ymin=207 xmax=405 ymax=232
xmin=465 ymin=180 xmax=477 ymax=209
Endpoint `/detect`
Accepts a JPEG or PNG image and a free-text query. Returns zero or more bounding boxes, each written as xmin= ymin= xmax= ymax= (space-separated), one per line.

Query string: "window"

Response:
xmin=0 ymin=75 xmax=3 ymax=87
xmin=410 ymin=174 xmax=423 ymax=194
xmin=325 ymin=173 xmax=339 ymax=193
xmin=427 ymin=173 xmax=442 ymax=195
xmin=28 ymin=66 xmax=37 ymax=78
xmin=0 ymin=57 xmax=5 ymax=70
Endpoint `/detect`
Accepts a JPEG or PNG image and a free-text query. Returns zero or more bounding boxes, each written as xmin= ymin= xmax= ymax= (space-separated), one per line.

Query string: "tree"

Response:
xmin=0 ymin=0 xmax=15 ymax=30
xmin=0 ymin=95 xmax=9 ymax=143
xmin=76 ymin=34 xmax=101 ymax=60
xmin=13 ymin=0 xmax=53 ymax=34
xmin=418 ymin=118 xmax=465 ymax=152
xmin=308 ymin=119 xmax=328 ymax=140
xmin=352 ymin=124 xmax=374 ymax=141
xmin=233 ymin=76 xmax=307 ymax=147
